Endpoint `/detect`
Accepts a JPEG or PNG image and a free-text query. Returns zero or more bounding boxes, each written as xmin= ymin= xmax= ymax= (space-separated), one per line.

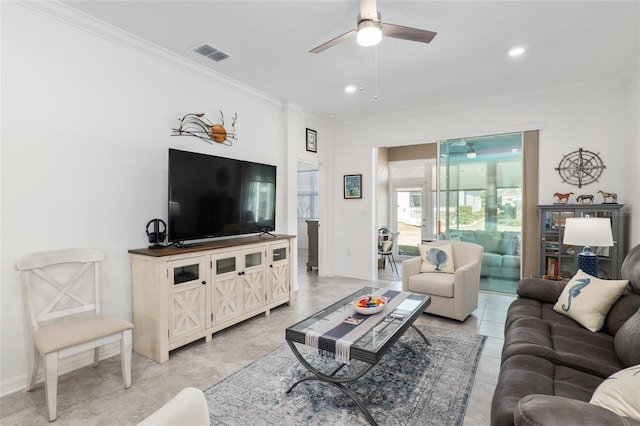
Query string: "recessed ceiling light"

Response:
xmin=344 ymin=85 xmax=357 ymax=93
xmin=507 ymin=46 xmax=526 ymax=57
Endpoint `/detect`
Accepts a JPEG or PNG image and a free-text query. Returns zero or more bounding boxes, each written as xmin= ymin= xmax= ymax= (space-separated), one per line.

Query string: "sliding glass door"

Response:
xmin=438 ymin=133 xmax=523 ymax=292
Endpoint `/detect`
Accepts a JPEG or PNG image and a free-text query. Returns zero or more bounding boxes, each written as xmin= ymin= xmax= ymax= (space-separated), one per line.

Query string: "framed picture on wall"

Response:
xmin=344 ymin=174 xmax=362 ymax=199
xmin=306 ymin=128 xmax=317 ymax=153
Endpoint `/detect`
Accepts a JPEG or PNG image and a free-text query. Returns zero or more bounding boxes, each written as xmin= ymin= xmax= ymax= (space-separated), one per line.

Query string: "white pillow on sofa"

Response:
xmin=589 ymin=365 xmax=640 ymax=420
xmin=553 ymin=270 xmax=628 ymax=332
xmin=418 ymin=243 xmax=455 ymax=273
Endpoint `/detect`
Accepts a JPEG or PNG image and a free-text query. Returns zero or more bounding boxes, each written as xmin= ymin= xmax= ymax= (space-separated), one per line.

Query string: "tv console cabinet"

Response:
xmin=128 ymin=235 xmax=295 ymax=363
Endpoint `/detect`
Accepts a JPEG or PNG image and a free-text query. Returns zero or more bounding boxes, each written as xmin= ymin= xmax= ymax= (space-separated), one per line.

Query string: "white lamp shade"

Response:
xmin=563 ymin=217 xmax=613 ymax=247
xmin=357 ymin=21 xmax=382 ymax=47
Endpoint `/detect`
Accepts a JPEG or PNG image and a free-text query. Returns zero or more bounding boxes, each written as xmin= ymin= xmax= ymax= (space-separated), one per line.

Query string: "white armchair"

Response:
xmin=402 ymin=241 xmax=483 ymax=321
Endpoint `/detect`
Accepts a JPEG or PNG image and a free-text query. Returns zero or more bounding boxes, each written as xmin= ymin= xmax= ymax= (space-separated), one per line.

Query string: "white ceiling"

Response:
xmin=63 ymin=1 xmax=640 ymax=122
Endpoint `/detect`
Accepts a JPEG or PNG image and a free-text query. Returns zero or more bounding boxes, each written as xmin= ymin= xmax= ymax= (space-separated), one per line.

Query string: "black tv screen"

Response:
xmin=168 ymin=149 xmax=276 ymax=243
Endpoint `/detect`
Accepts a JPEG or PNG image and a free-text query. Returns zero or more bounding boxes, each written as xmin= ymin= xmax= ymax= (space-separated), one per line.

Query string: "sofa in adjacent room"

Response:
xmin=442 ymin=230 xmax=520 ymax=279
xmin=490 ymin=245 xmax=640 ymax=426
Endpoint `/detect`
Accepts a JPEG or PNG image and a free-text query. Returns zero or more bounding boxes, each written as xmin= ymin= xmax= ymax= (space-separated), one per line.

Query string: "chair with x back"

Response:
xmin=16 ymin=248 xmax=133 ymax=421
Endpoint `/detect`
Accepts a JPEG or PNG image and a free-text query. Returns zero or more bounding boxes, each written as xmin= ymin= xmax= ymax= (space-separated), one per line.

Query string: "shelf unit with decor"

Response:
xmin=538 ymin=204 xmax=628 ymax=279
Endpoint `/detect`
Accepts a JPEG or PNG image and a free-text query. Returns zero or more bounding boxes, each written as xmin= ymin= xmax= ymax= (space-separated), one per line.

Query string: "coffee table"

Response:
xmin=285 ymin=287 xmax=431 ymax=425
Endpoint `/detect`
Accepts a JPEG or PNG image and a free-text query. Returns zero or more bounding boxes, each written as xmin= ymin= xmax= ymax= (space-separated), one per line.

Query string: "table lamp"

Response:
xmin=563 ymin=217 xmax=613 ymax=277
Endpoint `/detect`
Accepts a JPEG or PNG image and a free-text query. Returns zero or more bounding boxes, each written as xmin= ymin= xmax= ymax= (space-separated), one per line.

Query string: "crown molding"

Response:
xmin=335 ymin=78 xmax=624 ymax=128
xmin=17 ymin=0 xmax=283 ymax=108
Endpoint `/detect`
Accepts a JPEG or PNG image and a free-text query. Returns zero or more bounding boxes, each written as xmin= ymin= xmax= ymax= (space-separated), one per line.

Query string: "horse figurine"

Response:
xmin=553 ymin=192 xmax=574 ymax=204
xmin=598 ymin=190 xmax=617 ymax=204
xmin=576 ymin=194 xmax=594 ymax=204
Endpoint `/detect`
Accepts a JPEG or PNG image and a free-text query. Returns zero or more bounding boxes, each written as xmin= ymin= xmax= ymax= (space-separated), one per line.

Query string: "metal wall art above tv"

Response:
xmin=168 ymin=148 xmax=276 ymax=243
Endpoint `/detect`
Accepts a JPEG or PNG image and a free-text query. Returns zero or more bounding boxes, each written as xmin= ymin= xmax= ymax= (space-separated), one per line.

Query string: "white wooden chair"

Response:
xmin=16 ymin=248 xmax=133 ymax=422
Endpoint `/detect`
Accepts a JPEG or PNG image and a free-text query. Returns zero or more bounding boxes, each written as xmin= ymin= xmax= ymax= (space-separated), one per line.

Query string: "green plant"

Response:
xmin=459 ymin=206 xmax=473 ymax=224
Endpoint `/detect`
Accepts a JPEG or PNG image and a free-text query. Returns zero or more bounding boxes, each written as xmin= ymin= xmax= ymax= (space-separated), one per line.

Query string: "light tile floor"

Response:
xmin=0 ymin=252 xmax=515 ymax=425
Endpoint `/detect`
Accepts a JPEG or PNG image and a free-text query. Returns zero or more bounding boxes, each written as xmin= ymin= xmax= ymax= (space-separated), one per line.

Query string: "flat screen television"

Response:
xmin=168 ymin=148 xmax=276 ymax=243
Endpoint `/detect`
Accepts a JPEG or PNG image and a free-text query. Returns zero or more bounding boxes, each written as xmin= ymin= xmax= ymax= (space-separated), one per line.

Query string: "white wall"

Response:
xmin=283 ymin=103 xmax=332 ymax=281
xmin=0 ymin=2 xmax=309 ymax=394
xmin=331 ymin=83 xmax=630 ymax=280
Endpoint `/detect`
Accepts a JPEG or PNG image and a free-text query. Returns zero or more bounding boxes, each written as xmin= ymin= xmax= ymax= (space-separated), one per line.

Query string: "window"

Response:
xmin=297 ymin=170 xmax=318 ymax=220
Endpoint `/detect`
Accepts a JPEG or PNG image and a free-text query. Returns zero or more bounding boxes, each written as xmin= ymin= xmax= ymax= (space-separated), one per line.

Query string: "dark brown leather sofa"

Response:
xmin=491 ymin=250 xmax=640 ymax=426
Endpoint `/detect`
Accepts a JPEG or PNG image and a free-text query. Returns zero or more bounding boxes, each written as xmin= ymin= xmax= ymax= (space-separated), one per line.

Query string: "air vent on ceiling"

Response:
xmin=194 ymin=43 xmax=230 ymax=62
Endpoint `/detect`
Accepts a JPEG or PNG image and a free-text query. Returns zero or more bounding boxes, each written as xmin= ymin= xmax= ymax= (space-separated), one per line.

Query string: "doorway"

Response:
xmin=297 ymin=162 xmax=319 ymax=274
xmin=393 ymin=185 xmax=429 ymax=257
xmin=388 ymin=160 xmax=436 ymax=260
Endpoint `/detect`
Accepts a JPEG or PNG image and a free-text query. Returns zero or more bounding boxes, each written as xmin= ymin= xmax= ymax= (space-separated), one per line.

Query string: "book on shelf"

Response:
xmin=546 ymin=257 xmax=559 ymax=275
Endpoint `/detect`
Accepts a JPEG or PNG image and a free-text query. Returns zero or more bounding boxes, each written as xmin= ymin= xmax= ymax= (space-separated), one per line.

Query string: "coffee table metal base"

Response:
xmin=286 ymin=324 xmax=431 ymax=426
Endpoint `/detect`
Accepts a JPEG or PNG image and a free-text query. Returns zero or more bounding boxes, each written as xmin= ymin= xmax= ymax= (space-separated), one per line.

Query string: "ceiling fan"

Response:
xmin=309 ymin=0 xmax=437 ymax=54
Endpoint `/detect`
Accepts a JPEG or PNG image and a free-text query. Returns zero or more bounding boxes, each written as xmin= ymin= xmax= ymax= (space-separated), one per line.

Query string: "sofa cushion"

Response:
xmin=502 ymin=255 xmax=520 ymax=269
xmin=418 ymin=243 xmax=455 ymax=273
xmin=605 ymin=292 xmax=640 ymax=336
xmin=516 ymin=395 xmax=640 ymax=426
xmin=491 ymin=354 xmax=604 ymax=426
xmin=474 ymin=231 xmax=501 ymax=253
xmin=553 ymin=270 xmax=628 ymax=332
xmin=505 ymin=297 xmax=579 ymax=333
xmin=407 ymin=272 xmax=455 ymax=298
xmin=498 ymin=235 xmax=518 ymax=255
xmin=502 ymin=317 xmax=623 ymax=378
xmin=481 ymin=253 xmax=503 ymax=278
xmin=621 ymin=244 xmax=640 ymax=293
xmin=517 ymin=277 xmax=567 ymax=303
xmin=614 ymin=308 xmax=640 ymax=367
xmin=589 ymin=365 xmax=640 ymax=420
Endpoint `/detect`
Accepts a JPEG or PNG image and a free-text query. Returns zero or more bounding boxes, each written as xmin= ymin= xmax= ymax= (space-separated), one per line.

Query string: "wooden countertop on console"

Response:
xmin=129 ymin=234 xmax=296 ymax=257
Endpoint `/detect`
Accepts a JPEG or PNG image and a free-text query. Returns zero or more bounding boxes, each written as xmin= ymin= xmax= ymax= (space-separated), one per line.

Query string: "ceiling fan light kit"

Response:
xmin=357 ymin=20 xmax=382 ymax=46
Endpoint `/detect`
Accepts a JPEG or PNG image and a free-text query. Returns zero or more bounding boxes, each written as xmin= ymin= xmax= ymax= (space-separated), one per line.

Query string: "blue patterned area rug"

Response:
xmin=204 ymin=325 xmax=486 ymax=425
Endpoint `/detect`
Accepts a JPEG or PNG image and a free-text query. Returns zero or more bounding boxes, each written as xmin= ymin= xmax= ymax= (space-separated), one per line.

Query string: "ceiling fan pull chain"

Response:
xmin=374 ymin=45 xmax=379 ymax=100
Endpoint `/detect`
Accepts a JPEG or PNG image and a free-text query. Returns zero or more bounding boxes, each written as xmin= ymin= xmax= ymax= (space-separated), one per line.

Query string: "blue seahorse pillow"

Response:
xmin=418 ymin=243 xmax=455 ymax=274
xmin=553 ymin=269 xmax=629 ymax=332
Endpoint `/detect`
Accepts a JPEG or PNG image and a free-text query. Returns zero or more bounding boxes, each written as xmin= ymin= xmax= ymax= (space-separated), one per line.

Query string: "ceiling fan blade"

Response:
xmin=309 ymin=29 xmax=356 ymax=53
xmin=359 ymin=0 xmax=378 ymax=21
xmin=381 ymin=23 xmax=437 ymax=43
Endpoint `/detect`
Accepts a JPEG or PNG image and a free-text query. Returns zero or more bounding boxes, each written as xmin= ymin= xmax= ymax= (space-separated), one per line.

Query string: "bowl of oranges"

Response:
xmin=353 ymin=296 xmax=388 ymax=315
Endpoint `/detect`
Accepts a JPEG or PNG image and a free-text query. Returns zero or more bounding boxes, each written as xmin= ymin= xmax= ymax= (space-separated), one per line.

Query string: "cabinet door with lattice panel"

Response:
xmin=168 ymin=256 xmax=207 ymax=342
xmin=211 ymin=250 xmax=244 ymax=323
xmin=242 ymin=247 xmax=266 ymax=312
xmin=268 ymin=242 xmax=290 ymax=303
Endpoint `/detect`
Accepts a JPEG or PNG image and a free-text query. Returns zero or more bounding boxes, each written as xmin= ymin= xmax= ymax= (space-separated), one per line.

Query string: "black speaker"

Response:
xmin=145 ymin=219 xmax=167 ymax=249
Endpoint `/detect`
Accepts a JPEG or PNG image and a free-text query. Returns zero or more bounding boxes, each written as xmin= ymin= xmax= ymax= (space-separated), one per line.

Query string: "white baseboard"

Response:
xmin=0 ymin=342 xmax=121 ymax=397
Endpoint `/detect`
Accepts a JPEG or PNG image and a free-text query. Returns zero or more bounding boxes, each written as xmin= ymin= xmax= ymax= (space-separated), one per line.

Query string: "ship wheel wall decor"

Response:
xmin=555 ymin=148 xmax=605 ymax=188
